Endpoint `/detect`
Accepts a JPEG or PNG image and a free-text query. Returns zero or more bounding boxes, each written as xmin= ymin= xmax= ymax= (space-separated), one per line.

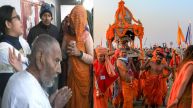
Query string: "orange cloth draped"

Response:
xmin=133 ymin=69 xmax=141 ymax=99
xmin=112 ymin=94 xmax=122 ymax=106
xmin=69 ymin=5 xmax=87 ymax=42
xmin=162 ymin=69 xmax=168 ymax=97
xmin=151 ymin=51 xmax=168 ymax=99
xmin=93 ymin=59 xmax=118 ymax=94
xmin=143 ymin=73 xmax=164 ymax=106
xmin=151 ymin=56 xmax=168 ymax=99
xmin=121 ymin=79 xmax=139 ymax=108
xmin=112 ymin=90 xmax=123 ymax=107
xmin=93 ymin=59 xmax=118 ymax=108
xmin=132 ymin=79 xmax=139 ymax=99
xmin=192 ymin=84 xmax=193 ymax=108
xmin=117 ymin=58 xmax=138 ymax=108
xmin=93 ymin=88 xmax=109 ymax=108
xmin=66 ymin=35 xmax=90 ymax=108
xmin=167 ymin=61 xmax=193 ymax=108
xmin=140 ymin=70 xmax=148 ymax=90
xmin=65 ymin=5 xmax=91 ymax=108
xmin=122 ymin=81 xmax=134 ymax=108
xmin=67 ymin=47 xmax=90 ymax=108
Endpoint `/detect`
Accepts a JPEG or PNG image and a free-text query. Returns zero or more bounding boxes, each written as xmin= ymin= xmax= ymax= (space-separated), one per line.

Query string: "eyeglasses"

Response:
xmin=10 ymin=15 xmax=20 ymax=21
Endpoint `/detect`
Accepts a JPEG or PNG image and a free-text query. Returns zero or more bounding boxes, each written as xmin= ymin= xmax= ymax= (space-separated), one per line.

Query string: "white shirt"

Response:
xmin=1 ymin=71 xmax=52 ymax=108
xmin=0 ymin=36 xmax=30 ymax=73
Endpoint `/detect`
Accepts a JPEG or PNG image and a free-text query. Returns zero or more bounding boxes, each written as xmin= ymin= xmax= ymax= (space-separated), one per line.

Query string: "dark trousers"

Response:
xmin=0 ymin=73 xmax=13 ymax=97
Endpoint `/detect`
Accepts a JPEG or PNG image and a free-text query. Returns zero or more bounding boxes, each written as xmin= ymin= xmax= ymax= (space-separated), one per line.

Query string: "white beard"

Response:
xmin=40 ymin=71 xmax=55 ymax=88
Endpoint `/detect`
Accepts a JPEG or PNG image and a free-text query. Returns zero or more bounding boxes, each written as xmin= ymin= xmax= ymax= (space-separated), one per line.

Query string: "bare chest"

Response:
xmin=150 ymin=63 xmax=164 ymax=73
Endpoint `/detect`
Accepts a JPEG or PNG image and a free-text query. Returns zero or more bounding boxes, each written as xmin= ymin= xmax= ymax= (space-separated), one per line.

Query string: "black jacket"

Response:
xmin=27 ymin=21 xmax=60 ymax=47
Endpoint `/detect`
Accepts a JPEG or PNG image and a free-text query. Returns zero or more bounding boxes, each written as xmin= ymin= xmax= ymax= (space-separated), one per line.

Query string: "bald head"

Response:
xmin=28 ymin=34 xmax=62 ymax=87
xmin=29 ymin=34 xmax=60 ymax=64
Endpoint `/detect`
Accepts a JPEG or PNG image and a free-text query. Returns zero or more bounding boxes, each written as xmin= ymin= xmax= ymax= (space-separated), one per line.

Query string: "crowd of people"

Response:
xmin=0 ymin=2 xmax=193 ymax=108
xmin=93 ymin=36 xmax=193 ymax=108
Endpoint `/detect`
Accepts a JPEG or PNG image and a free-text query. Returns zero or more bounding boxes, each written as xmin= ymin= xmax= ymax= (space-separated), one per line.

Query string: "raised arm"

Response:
xmin=140 ymin=59 xmax=150 ymax=70
xmin=8 ymin=48 xmax=23 ymax=72
xmin=117 ymin=59 xmax=128 ymax=81
xmin=162 ymin=64 xmax=173 ymax=78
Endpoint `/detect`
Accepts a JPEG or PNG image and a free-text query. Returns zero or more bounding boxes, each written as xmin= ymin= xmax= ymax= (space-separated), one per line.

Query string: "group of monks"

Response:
xmin=93 ymin=38 xmax=184 ymax=108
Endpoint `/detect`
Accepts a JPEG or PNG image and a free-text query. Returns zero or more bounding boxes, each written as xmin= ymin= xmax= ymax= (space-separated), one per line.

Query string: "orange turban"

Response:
xmin=95 ymin=47 xmax=117 ymax=77
xmin=95 ymin=47 xmax=108 ymax=56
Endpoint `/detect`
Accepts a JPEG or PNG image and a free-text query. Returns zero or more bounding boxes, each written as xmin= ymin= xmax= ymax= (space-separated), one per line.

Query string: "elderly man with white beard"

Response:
xmin=2 ymin=34 xmax=72 ymax=108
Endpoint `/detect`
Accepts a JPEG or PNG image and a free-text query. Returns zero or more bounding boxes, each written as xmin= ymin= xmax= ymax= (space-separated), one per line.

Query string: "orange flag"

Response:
xmin=177 ymin=24 xmax=185 ymax=46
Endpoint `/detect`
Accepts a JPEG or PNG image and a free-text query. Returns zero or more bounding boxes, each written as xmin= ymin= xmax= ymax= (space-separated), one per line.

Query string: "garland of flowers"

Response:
xmin=106 ymin=0 xmax=144 ymax=50
xmin=114 ymin=0 xmax=144 ymax=38
xmin=133 ymin=24 xmax=144 ymax=37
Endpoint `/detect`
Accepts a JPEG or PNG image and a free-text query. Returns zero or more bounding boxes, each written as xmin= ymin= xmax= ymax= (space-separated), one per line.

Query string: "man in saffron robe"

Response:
xmin=151 ymin=47 xmax=169 ymax=106
xmin=93 ymin=47 xmax=118 ymax=108
xmin=116 ymin=48 xmax=137 ymax=108
xmin=141 ymin=52 xmax=172 ymax=108
xmin=61 ymin=5 xmax=94 ymax=108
